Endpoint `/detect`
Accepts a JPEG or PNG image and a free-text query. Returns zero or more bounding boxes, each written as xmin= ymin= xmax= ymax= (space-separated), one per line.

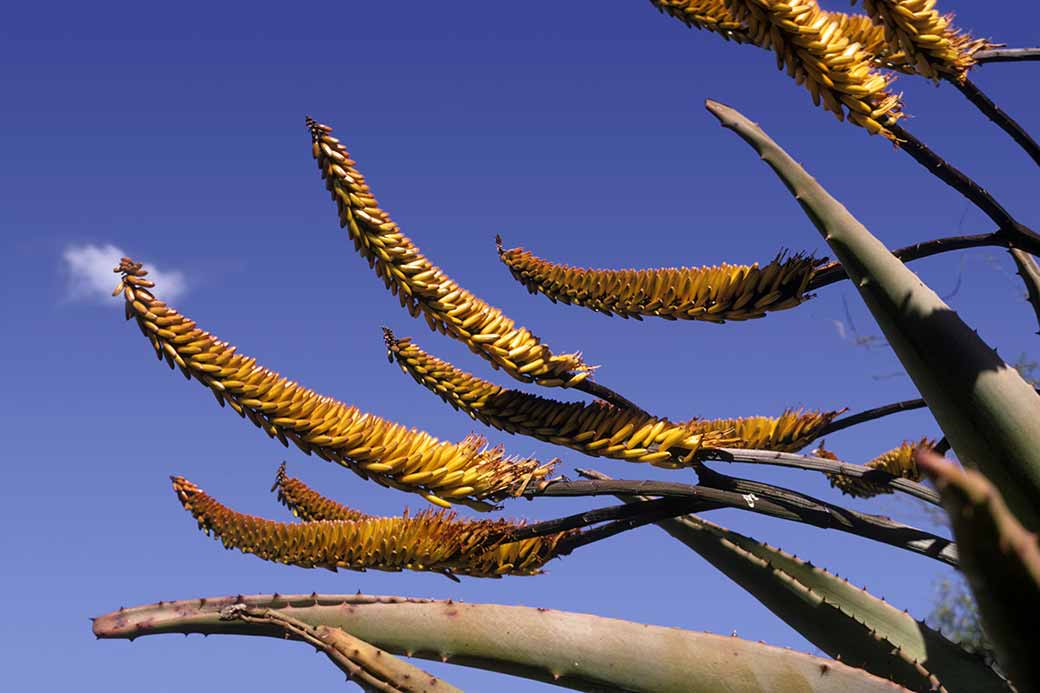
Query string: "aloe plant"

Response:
xmin=93 ymin=1 xmax=1040 ymax=691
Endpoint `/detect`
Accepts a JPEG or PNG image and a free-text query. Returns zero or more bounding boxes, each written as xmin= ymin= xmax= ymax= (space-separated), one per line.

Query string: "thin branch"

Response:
xmin=887 ymin=123 xmax=1040 ymax=255
xmin=1010 ymin=248 xmax=1040 ymax=335
xmin=525 ymin=472 xmax=958 ymax=567
xmin=807 ymin=231 xmax=999 ymax=290
xmin=814 ymin=398 xmax=929 ymax=437
xmin=702 ymin=448 xmax=941 ymax=505
xmin=948 ymin=76 xmax=1040 ymax=168
xmin=975 ymin=48 xmax=1040 ymax=64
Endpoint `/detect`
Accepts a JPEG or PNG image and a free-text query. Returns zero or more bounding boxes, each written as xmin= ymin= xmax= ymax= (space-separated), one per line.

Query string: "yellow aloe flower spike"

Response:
xmin=114 ymin=257 xmax=553 ymax=510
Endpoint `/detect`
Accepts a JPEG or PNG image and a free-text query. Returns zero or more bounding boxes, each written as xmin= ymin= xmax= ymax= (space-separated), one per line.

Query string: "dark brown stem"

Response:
xmin=525 ymin=473 xmax=958 ymax=567
xmin=948 ymin=76 xmax=1040 ymax=167
xmin=975 ymin=48 xmax=1040 ymax=64
xmin=807 ymin=231 xmax=999 ymax=290
xmin=887 ymin=123 xmax=1040 ymax=254
xmin=815 ymin=398 xmax=928 ymax=437
xmin=504 ymin=496 xmax=715 ymax=543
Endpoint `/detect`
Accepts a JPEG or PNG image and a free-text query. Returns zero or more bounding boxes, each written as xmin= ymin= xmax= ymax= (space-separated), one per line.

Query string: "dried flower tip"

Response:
xmin=172 ymin=476 xmax=568 ymax=577
xmin=499 ymin=243 xmax=824 ymax=323
xmin=305 ymin=117 xmax=593 ymax=387
xmin=114 ymin=258 xmax=554 ymax=509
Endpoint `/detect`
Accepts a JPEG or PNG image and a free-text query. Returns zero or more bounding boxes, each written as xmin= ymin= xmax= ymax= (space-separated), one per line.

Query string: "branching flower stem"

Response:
xmin=522 ymin=471 xmax=958 ymax=567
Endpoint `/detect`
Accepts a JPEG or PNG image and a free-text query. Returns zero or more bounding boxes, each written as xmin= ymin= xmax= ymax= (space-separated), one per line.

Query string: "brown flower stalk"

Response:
xmin=723 ymin=0 xmax=903 ymax=136
xmin=856 ymin=0 xmax=991 ymax=80
xmin=307 ymin=118 xmax=592 ymax=389
xmin=172 ymin=476 xmax=569 ymax=577
xmin=498 ymin=239 xmax=822 ymax=322
xmin=114 ymin=258 xmax=553 ymax=510
xmin=386 ymin=330 xmax=838 ymax=465
xmin=825 ymin=438 xmax=936 ymax=498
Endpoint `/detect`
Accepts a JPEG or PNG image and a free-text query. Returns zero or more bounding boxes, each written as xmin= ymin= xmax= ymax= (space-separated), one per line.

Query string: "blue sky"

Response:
xmin=3 ymin=1 xmax=1038 ymax=690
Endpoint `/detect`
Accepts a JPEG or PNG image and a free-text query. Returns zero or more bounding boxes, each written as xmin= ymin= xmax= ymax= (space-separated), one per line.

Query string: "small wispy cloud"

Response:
xmin=62 ymin=243 xmax=187 ymax=304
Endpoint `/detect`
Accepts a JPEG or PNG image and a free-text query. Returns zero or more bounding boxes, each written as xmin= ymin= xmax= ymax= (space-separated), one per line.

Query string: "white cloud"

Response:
xmin=62 ymin=243 xmax=187 ymax=303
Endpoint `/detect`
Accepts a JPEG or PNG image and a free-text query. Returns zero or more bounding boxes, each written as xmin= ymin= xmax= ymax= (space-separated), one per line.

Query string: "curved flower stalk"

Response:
xmin=653 ymin=1 xmax=917 ymax=73
xmin=95 ymin=593 xmax=919 ymax=692
xmin=306 ymin=118 xmax=592 ymax=389
xmin=498 ymin=238 xmax=823 ymax=323
xmin=856 ymin=1 xmax=991 ymax=80
xmin=114 ymin=258 xmax=553 ymax=510
xmin=723 ymin=0 xmax=903 ymax=137
xmin=172 ymin=476 xmax=570 ymax=577
xmin=826 ymin=439 xmax=937 ymax=498
xmin=386 ymin=329 xmax=835 ymax=469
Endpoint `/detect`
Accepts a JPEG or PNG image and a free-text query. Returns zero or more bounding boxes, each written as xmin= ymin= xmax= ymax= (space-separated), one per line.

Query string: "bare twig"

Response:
xmin=975 ymin=48 xmax=1040 ymax=64
xmin=948 ymin=77 xmax=1040 ymax=167
xmin=815 ymin=398 xmax=929 ymax=437
xmin=807 ymin=231 xmax=1000 ymax=290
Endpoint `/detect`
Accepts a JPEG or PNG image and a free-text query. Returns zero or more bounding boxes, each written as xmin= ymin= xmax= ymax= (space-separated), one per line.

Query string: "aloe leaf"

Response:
xmin=94 ymin=593 xmax=916 ymax=692
xmin=706 ymin=99 xmax=1040 ymax=531
xmin=579 ymin=470 xmax=1007 ymax=693
xmin=1009 ymin=248 xmax=1040 ymax=335
xmin=919 ymin=450 xmax=1040 ymax=692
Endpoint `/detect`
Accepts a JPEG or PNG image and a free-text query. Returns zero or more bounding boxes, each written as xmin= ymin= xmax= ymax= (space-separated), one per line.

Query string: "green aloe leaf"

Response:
xmin=580 ymin=470 xmax=1006 ymax=693
xmin=919 ymin=450 xmax=1040 ymax=692
xmin=706 ymin=99 xmax=1040 ymax=531
xmin=94 ymin=593 xmax=916 ymax=692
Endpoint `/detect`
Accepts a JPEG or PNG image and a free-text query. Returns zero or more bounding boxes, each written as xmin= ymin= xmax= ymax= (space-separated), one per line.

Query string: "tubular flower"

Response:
xmin=828 ymin=12 xmax=914 ymax=74
xmin=856 ymin=1 xmax=991 ymax=80
xmin=114 ymin=258 xmax=553 ymax=510
xmin=685 ymin=409 xmax=843 ymax=452
xmin=386 ymin=330 xmax=775 ymax=468
xmin=723 ymin=0 xmax=903 ymax=137
xmin=827 ymin=438 xmax=937 ymax=498
xmin=306 ymin=118 xmax=592 ymax=389
xmin=649 ymin=0 xmax=752 ymax=43
xmin=172 ymin=477 xmax=568 ymax=577
xmin=498 ymin=239 xmax=823 ymax=323
xmin=273 ymin=463 xmax=367 ymax=522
